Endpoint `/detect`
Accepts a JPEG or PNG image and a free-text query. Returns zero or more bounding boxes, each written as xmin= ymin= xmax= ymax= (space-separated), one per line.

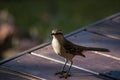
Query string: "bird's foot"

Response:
xmin=59 ymin=73 xmax=71 ymax=79
xmin=55 ymin=70 xmax=67 ymax=75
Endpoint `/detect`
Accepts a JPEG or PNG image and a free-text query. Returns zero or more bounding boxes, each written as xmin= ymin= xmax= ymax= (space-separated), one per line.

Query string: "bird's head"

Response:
xmin=51 ymin=29 xmax=63 ymax=36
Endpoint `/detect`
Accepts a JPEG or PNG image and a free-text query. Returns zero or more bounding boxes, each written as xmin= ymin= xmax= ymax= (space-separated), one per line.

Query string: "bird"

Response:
xmin=51 ymin=29 xmax=110 ymax=79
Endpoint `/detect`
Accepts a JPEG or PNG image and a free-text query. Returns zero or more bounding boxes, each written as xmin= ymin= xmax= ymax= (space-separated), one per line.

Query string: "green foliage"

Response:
xmin=0 ymin=0 xmax=120 ymax=41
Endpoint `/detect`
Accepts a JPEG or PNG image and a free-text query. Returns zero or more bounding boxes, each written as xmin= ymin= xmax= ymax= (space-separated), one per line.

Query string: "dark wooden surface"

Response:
xmin=0 ymin=13 xmax=120 ymax=80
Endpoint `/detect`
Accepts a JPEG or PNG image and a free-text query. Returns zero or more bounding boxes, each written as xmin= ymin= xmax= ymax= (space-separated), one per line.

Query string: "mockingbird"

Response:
xmin=51 ymin=29 xmax=110 ymax=79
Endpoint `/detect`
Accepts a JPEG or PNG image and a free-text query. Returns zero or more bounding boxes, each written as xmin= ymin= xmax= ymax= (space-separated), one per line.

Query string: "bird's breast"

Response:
xmin=52 ymin=38 xmax=61 ymax=55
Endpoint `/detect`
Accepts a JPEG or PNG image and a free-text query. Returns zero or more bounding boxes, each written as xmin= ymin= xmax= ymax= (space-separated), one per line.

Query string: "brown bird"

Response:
xmin=51 ymin=29 xmax=110 ymax=79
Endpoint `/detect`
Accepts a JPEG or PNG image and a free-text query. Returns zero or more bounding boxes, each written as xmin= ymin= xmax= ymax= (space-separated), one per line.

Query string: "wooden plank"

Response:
xmin=1 ymin=54 xmax=110 ymax=80
xmin=84 ymin=20 xmax=120 ymax=40
xmin=0 ymin=66 xmax=42 ymax=80
xmin=0 ymin=68 xmax=27 ymax=80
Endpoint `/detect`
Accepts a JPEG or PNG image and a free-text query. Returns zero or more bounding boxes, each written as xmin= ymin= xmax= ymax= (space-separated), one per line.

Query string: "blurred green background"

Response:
xmin=0 ymin=0 xmax=120 ymax=60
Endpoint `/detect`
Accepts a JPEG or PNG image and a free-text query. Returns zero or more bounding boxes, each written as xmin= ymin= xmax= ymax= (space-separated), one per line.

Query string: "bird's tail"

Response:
xmin=85 ymin=47 xmax=110 ymax=52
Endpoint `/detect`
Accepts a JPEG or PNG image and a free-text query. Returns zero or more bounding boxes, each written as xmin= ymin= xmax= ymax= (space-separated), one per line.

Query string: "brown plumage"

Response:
xmin=51 ymin=29 xmax=110 ymax=78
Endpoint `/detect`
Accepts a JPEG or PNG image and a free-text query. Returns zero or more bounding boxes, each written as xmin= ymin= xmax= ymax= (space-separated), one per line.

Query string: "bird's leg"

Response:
xmin=59 ymin=61 xmax=73 ymax=79
xmin=55 ymin=59 xmax=68 ymax=75
xmin=61 ymin=59 xmax=68 ymax=73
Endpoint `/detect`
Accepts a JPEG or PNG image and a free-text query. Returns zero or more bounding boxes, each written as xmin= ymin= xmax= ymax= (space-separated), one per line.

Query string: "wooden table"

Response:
xmin=0 ymin=13 xmax=120 ymax=80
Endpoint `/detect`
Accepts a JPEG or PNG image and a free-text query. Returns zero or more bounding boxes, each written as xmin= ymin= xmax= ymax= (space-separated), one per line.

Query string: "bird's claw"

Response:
xmin=55 ymin=70 xmax=67 ymax=75
xmin=59 ymin=74 xmax=71 ymax=79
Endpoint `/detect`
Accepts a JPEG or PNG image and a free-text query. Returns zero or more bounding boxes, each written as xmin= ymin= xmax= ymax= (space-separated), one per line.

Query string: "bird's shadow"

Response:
xmin=70 ymin=70 xmax=120 ymax=80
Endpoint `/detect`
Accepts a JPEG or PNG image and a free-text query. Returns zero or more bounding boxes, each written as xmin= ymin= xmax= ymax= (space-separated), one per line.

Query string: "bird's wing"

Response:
xmin=63 ymin=39 xmax=84 ymax=55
